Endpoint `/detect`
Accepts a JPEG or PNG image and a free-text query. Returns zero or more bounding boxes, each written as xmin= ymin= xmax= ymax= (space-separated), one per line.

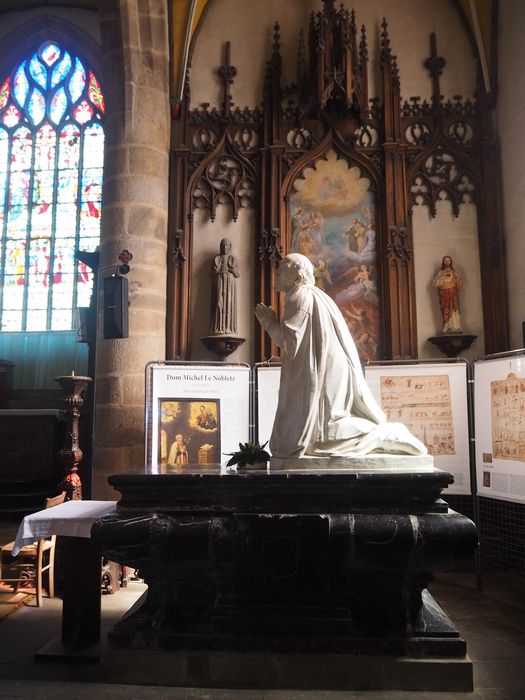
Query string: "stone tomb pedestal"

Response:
xmin=93 ymin=463 xmax=478 ymax=691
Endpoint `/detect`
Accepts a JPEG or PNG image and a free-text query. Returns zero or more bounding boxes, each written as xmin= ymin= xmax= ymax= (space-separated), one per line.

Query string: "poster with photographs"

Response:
xmin=474 ymin=353 xmax=525 ymax=504
xmin=365 ymin=362 xmax=471 ymax=495
xmin=255 ymin=365 xmax=282 ymax=452
xmin=146 ymin=362 xmax=250 ymax=469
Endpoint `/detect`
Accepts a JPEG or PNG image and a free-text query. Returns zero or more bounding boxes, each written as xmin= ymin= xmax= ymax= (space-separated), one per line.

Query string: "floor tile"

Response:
xmin=0 ymin=571 xmax=524 ymax=697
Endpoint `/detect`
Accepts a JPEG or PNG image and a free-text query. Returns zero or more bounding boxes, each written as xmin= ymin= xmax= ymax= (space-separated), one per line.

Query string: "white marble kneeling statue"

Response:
xmin=255 ymin=254 xmax=427 ymax=460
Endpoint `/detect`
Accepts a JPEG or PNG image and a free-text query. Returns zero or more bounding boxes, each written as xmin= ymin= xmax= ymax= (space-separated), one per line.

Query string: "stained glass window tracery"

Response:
xmin=0 ymin=41 xmax=104 ymax=331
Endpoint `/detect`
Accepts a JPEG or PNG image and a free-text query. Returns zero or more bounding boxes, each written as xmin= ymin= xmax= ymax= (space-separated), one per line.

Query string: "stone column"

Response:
xmin=93 ymin=0 xmax=170 ymax=498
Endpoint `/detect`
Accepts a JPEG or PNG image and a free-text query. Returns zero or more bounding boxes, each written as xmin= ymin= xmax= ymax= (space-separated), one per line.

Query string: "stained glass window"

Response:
xmin=0 ymin=41 xmax=104 ymax=331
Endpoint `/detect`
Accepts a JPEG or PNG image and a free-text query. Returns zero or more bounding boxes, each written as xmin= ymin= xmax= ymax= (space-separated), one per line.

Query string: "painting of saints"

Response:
xmin=159 ymin=399 xmax=220 ymax=465
xmin=193 ymin=403 xmax=218 ymax=430
xmin=345 ymin=219 xmax=367 ymax=253
xmin=335 ymin=265 xmax=378 ymax=306
xmin=289 ymin=151 xmax=380 ymax=360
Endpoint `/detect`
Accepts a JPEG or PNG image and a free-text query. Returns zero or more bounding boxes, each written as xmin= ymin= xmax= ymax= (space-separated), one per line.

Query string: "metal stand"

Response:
xmin=55 ymin=373 xmax=92 ymax=500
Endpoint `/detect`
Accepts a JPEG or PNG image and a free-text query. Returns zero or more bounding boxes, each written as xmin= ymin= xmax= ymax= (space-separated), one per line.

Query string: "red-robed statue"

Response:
xmin=432 ymin=255 xmax=463 ymax=334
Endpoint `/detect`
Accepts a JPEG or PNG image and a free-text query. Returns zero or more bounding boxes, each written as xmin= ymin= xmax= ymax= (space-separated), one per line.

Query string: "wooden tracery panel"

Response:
xmin=167 ymin=0 xmax=508 ymax=361
xmin=402 ymin=32 xmax=507 ymax=353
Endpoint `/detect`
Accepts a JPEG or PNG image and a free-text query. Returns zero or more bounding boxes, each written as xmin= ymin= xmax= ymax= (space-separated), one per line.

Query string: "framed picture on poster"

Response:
xmin=158 ymin=398 xmax=220 ymax=466
xmin=145 ymin=362 xmax=251 ymax=469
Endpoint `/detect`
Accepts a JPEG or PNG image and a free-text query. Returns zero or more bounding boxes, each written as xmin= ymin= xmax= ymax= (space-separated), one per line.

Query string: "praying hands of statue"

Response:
xmin=255 ymin=303 xmax=281 ymax=345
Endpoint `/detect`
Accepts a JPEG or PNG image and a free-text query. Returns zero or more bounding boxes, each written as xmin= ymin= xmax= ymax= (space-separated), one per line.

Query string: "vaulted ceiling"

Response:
xmin=0 ymin=0 xmax=497 ymax=98
xmin=170 ymin=0 xmax=498 ymax=100
xmin=456 ymin=0 xmax=496 ymax=93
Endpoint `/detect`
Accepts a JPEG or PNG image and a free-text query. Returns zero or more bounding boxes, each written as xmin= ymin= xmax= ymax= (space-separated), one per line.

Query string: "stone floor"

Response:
xmin=0 ymin=569 xmax=524 ymax=698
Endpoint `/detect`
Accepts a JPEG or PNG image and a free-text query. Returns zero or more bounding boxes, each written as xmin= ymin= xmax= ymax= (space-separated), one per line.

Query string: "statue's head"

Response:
xmin=220 ymin=238 xmax=232 ymax=255
xmin=275 ymin=254 xmax=315 ymax=291
xmin=441 ymin=255 xmax=453 ymax=270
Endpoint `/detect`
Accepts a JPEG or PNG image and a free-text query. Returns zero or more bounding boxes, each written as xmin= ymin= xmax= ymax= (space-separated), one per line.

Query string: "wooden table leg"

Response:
xmin=36 ymin=536 xmax=101 ymax=661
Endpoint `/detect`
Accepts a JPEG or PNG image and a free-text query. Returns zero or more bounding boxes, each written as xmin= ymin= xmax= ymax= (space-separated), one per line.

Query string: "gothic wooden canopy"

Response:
xmin=167 ymin=0 xmax=507 ymax=361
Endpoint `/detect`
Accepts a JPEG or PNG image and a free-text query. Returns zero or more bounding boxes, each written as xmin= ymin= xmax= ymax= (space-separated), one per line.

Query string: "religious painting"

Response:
xmin=289 ymin=150 xmax=379 ymax=361
xmin=158 ymin=399 xmax=220 ymax=465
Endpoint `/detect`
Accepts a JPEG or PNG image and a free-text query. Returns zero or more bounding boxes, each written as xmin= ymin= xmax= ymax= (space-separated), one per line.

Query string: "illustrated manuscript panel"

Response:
xmin=490 ymin=373 xmax=525 ymax=462
xmin=379 ymin=374 xmax=455 ymax=457
xmin=365 ymin=362 xmax=471 ymax=495
xmin=475 ymin=355 xmax=525 ymax=504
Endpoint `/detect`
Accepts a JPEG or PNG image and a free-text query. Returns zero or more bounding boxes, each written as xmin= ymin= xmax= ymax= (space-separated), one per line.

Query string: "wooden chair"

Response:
xmin=0 ymin=491 xmax=66 ymax=606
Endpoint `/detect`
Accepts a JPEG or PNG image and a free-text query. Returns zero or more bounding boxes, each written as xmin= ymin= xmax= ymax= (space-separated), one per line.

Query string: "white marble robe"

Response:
xmin=267 ymin=283 xmax=427 ymax=458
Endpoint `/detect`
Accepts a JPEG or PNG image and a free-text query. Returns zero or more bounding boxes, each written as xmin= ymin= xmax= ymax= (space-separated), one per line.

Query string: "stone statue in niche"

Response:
xmin=432 ymin=255 xmax=463 ymax=334
xmin=210 ymin=238 xmax=240 ymax=336
xmin=201 ymin=238 xmax=245 ymax=359
xmin=255 ymin=253 xmax=428 ymax=461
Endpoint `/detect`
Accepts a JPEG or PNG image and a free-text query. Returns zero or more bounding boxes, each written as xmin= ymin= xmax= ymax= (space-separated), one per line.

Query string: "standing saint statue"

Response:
xmin=432 ymin=255 xmax=463 ymax=334
xmin=210 ymin=238 xmax=240 ymax=336
xmin=255 ymin=253 xmax=427 ymax=459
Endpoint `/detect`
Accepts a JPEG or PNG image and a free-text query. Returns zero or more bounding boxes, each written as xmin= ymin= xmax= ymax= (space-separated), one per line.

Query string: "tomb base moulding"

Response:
xmin=92 ymin=460 xmax=477 ymax=691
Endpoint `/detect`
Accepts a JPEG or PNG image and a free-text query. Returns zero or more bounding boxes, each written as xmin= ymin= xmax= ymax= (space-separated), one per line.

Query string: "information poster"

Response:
xmin=365 ymin=362 xmax=471 ymax=495
xmin=255 ymin=365 xmax=281 ymax=452
xmin=474 ymin=353 xmax=525 ymax=504
xmin=146 ymin=362 xmax=250 ymax=469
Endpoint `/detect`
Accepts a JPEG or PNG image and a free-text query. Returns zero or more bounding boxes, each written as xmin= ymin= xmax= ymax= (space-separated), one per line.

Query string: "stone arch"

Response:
xmin=0 ymin=15 xmax=103 ymax=85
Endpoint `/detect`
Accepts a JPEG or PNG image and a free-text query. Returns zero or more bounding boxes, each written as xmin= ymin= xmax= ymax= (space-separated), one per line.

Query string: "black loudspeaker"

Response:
xmin=103 ymin=276 xmax=129 ymax=339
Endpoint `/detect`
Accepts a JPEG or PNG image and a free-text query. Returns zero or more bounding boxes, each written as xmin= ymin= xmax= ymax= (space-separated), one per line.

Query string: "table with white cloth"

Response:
xmin=13 ymin=500 xmax=117 ymax=659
